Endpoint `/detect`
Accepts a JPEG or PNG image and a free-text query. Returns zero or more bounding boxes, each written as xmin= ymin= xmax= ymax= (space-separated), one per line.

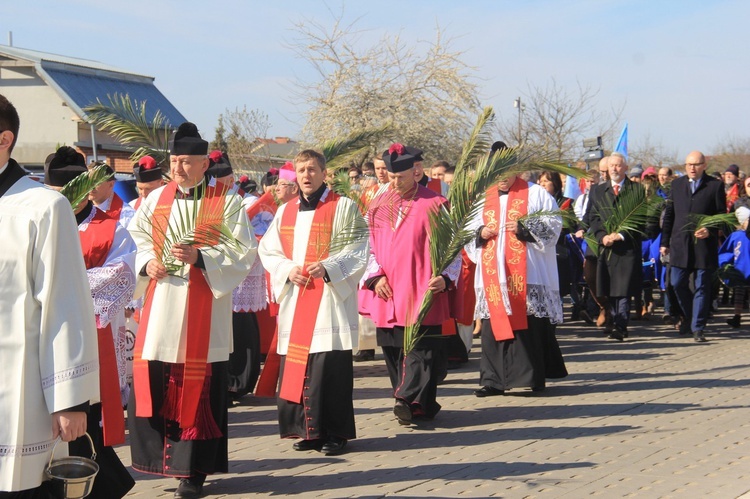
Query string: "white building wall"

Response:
xmin=0 ymin=66 xmax=79 ymax=165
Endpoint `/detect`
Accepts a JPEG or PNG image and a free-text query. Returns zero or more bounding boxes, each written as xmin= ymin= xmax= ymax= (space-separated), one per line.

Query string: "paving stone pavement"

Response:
xmin=119 ymin=307 xmax=750 ymax=498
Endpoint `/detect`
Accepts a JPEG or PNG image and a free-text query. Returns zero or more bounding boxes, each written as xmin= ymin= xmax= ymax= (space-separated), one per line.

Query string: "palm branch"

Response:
xmin=716 ymin=264 xmax=749 ymax=289
xmin=329 ymin=168 xmax=369 ymax=213
xmin=517 ymin=209 xmax=577 ymax=232
xmin=83 ymin=93 xmax=173 ymax=166
xmin=686 ymin=212 xmax=739 ymax=235
xmin=136 ymin=182 xmax=246 ymax=275
xmin=60 ymin=163 xmax=113 ymax=208
xmin=403 ymin=108 xmax=589 ymax=353
xmin=318 ymin=124 xmax=391 ymax=171
xmin=586 ymin=187 xmax=661 ymax=256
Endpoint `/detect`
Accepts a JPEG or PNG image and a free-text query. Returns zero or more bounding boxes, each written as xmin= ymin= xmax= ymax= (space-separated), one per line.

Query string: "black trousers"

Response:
xmin=228 ymin=311 xmax=261 ymax=397
xmin=377 ymin=326 xmax=446 ymax=418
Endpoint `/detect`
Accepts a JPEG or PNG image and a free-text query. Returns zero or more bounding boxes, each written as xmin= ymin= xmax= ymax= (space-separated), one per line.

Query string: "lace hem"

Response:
xmin=89 ymin=263 xmax=136 ymax=328
xmin=232 ymin=272 xmax=268 ymax=313
xmin=475 ymin=283 xmax=562 ymax=324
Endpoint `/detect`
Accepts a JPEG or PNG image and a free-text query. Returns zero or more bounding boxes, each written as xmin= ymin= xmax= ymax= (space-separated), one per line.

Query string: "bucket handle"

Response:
xmin=47 ymin=432 xmax=97 ymax=469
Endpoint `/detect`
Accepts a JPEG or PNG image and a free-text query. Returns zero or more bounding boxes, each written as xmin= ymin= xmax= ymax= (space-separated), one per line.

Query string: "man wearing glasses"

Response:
xmin=275 ymin=162 xmax=299 ymax=204
xmin=660 ymin=151 xmax=726 ymax=342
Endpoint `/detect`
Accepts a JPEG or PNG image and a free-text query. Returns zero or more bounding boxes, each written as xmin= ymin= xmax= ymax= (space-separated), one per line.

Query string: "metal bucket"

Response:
xmin=45 ymin=433 xmax=99 ymax=499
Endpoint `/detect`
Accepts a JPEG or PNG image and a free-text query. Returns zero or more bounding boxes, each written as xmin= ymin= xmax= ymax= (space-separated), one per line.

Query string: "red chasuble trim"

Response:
xmin=107 ymin=193 xmax=124 ymax=222
xmin=78 ymin=211 xmax=123 ymax=445
xmin=98 ymin=324 xmax=125 ymax=446
xmin=277 ymin=192 xmax=339 ymax=403
xmin=246 ymin=191 xmax=278 ymax=221
xmin=482 ymin=178 xmax=529 ymax=341
xmin=133 ymin=181 xmax=226 ymax=429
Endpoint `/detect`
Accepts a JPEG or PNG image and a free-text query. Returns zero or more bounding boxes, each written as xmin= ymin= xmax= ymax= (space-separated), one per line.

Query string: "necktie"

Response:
xmin=613 ymin=184 xmax=620 ymax=196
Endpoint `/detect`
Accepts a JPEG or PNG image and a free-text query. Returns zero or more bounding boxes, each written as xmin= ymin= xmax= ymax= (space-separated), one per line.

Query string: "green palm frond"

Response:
xmin=323 ymin=206 xmax=369 ymax=255
xmin=716 ymin=264 xmax=749 ymax=289
xmin=599 ymin=186 xmax=653 ymax=236
xmin=687 ymin=212 xmax=739 ymax=234
xmin=136 ymin=183 xmax=246 ymax=275
xmin=453 ymin=106 xmax=494 ymax=174
xmin=329 ymin=169 xmax=368 ymax=213
xmin=60 ymin=164 xmax=113 ymax=208
xmin=517 ymin=209 xmax=577 ymax=231
xmin=318 ymin=124 xmax=391 ymax=171
xmin=83 ymin=93 xmax=172 ymax=166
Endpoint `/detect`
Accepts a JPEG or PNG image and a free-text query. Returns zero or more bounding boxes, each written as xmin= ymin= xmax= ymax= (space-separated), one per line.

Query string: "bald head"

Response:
xmin=684 ymin=150 xmax=706 ymax=180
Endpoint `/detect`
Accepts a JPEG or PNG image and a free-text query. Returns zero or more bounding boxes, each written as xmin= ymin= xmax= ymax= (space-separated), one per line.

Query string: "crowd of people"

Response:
xmin=1 ymin=89 xmax=747 ymax=499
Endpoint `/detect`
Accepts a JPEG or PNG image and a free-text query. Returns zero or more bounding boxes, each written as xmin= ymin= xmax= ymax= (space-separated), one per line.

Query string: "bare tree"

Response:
xmin=497 ymin=79 xmax=623 ymax=162
xmin=628 ymin=131 xmax=680 ymax=168
xmin=219 ymin=106 xmax=273 ymax=172
xmin=709 ymin=135 xmax=750 ymax=172
xmin=289 ymin=11 xmax=481 ymax=165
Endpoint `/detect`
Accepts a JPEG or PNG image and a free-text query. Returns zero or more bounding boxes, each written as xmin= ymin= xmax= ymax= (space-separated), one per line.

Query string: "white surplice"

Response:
xmin=0 ymin=176 xmax=99 ymax=492
xmin=258 ymin=192 xmax=368 ymax=355
xmin=465 ymin=182 xmax=564 ymax=324
xmin=128 ymin=183 xmax=257 ymax=363
xmin=233 ymin=194 xmax=269 ymax=313
xmin=79 ymin=205 xmax=137 ymax=396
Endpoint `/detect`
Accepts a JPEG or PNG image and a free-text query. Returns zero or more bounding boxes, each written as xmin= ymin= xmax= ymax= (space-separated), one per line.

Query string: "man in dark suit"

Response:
xmin=660 ymin=151 xmax=726 ymax=342
xmin=588 ymin=152 xmax=644 ymax=341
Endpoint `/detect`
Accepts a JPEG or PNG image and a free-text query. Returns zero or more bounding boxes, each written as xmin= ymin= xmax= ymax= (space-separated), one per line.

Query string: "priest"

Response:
xmin=359 ymin=144 xmax=461 ymax=425
xmin=127 ymin=122 xmax=256 ymax=499
xmin=0 ymin=94 xmax=99 ymax=497
xmin=89 ymin=161 xmax=136 ymax=228
xmin=259 ymin=149 xmax=368 ymax=456
xmin=44 ymin=146 xmax=137 ymax=498
xmin=465 ymin=171 xmax=568 ymax=396
xmin=131 ymin=155 xmax=165 ymax=209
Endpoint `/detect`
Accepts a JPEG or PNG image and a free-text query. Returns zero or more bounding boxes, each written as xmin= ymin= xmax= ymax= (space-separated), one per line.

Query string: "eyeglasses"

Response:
xmin=685 ymin=162 xmax=704 ymax=168
xmin=276 ymin=182 xmax=295 ymax=188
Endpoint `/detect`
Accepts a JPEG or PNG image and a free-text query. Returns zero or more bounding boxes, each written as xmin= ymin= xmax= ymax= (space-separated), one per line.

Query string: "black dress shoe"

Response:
xmin=473 ymin=386 xmax=504 ymax=397
xmin=727 ymin=315 xmax=741 ymax=328
xmin=393 ymin=399 xmax=412 ymax=425
xmin=353 ymin=349 xmax=375 ymax=362
xmin=693 ymin=331 xmax=708 ymax=343
xmin=293 ymin=438 xmax=323 ymax=451
xmin=174 ymin=478 xmax=203 ymax=499
xmin=320 ymin=436 xmax=347 ymax=456
xmin=608 ymin=329 xmax=624 ymax=342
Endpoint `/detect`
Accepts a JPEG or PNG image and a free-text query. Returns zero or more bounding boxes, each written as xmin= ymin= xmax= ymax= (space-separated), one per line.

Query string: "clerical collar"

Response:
xmin=97 ymin=192 xmax=114 ymax=210
xmin=176 ymin=177 xmax=208 ymax=199
xmin=418 ymin=175 xmax=429 ymax=187
xmin=0 ymin=161 xmax=8 ymax=176
xmin=299 ymin=183 xmax=328 ymax=211
xmin=76 ymin=201 xmax=94 ymax=225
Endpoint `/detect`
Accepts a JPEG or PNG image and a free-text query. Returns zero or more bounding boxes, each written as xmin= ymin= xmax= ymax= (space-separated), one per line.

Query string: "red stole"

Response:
xmin=133 ymin=181 xmax=226 ymax=429
xmin=134 ymin=197 xmax=142 ymax=210
xmin=246 ymin=191 xmax=278 ymax=220
xmin=106 ymin=193 xmax=124 ymax=221
xmin=78 ymin=209 xmax=124 ymax=446
xmin=481 ymin=178 xmax=529 ymax=340
xmin=278 ymin=192 xmax=339 ymax=403
xmin=727 ymin=183 xmax=739 ymax=212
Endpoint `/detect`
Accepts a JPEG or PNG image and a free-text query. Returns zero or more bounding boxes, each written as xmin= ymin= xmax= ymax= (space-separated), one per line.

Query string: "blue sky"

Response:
xmin=3 ymin=0 xmax=748 ymax=159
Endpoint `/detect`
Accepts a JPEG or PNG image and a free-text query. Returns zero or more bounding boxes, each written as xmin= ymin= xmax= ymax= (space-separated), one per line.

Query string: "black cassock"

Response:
xmin=479 ymin=315 xmax=567 ymax=391
xmin=277 ymin=350 xmax=356 ymax=440
xmin=128 ymin=361 xmax=229 ymax=477
xmin=228 ymin=311 xmax=261 ymax=398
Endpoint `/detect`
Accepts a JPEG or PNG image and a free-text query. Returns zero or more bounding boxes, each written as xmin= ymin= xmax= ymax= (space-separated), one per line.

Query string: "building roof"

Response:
xmin=0 ymin=44 xmax=186 ymax=126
